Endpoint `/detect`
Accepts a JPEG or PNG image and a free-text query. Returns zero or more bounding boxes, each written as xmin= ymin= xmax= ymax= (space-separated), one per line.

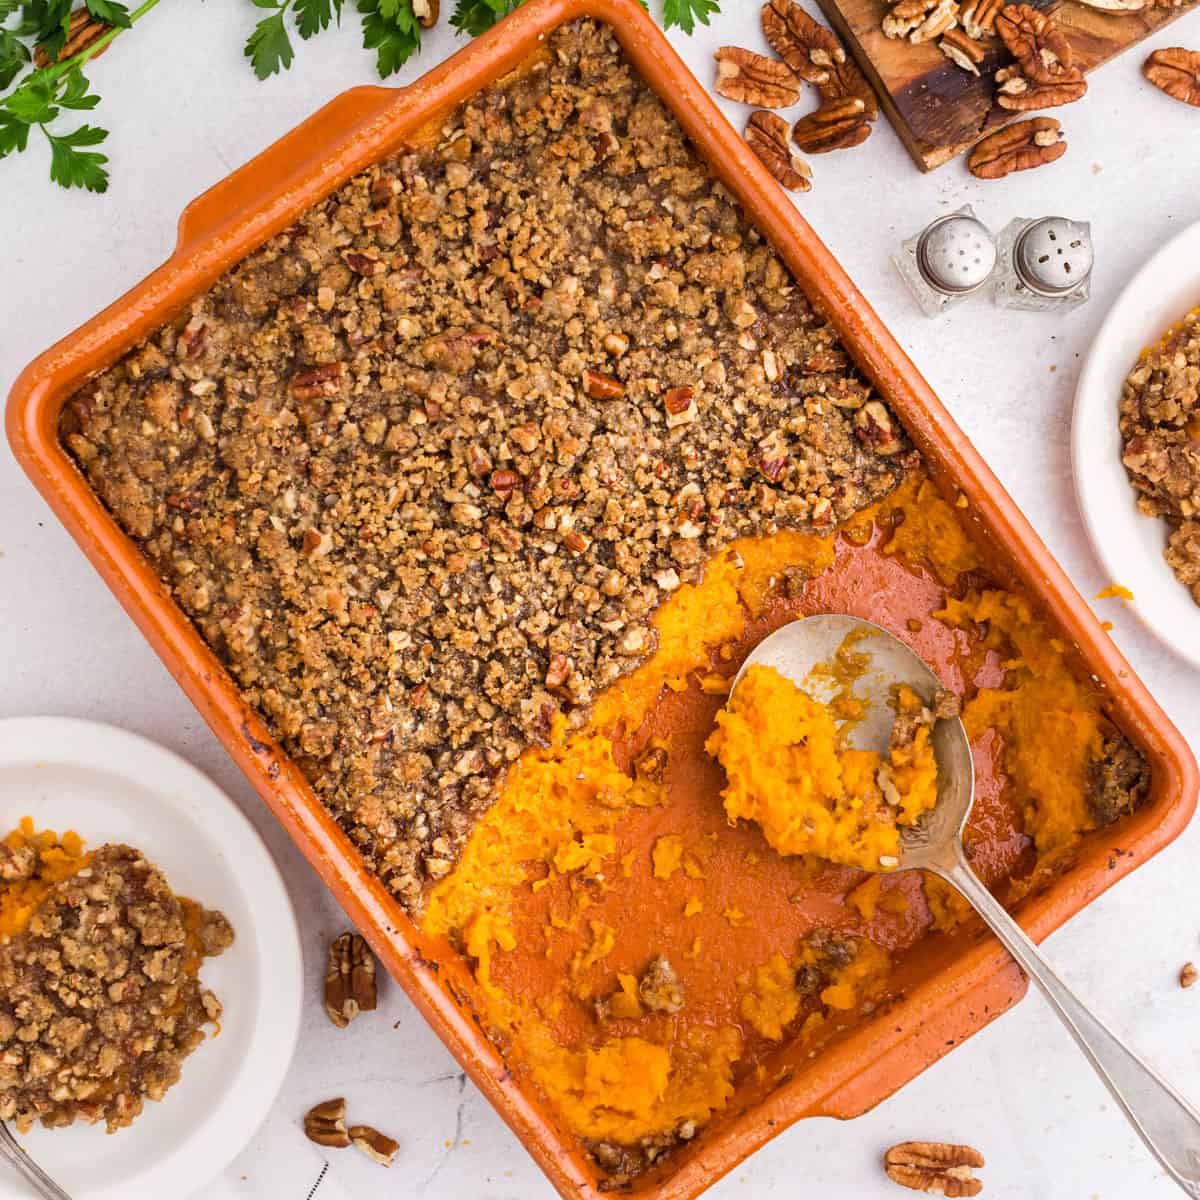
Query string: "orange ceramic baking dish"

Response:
xmin=7 ymin=2 xmax=1197 ymax=1196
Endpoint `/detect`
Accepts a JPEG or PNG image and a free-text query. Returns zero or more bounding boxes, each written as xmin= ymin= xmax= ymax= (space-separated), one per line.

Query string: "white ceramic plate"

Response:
xmin=0 ymin=718 xmax=302 ymax=1200
xmin=1072 ymin=220 xmax=1200 ymax=669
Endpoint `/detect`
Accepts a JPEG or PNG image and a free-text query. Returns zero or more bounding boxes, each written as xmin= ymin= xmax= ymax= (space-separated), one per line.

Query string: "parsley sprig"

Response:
xmin=0 ymin=0 xmax=159 ymax=192
xmin=246 ymin=0 xmax=422 ymax=80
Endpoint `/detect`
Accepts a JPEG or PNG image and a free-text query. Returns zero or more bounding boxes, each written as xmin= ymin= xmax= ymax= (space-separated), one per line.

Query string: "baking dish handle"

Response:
xmin=175 ymin=85 xmax=406 ymax=254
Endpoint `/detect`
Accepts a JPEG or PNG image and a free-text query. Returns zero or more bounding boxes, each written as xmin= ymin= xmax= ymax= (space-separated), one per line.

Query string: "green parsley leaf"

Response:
xmin=449 ymin=0 xmax=520 ymax=36
xmin=295 ymin=0 xmax=340 ymax=38
xmin=45 ymin=120 xmax=107 ymax=190
xmin=0 ymin=108 xmax=31 ymax=157
xmin=0 ymin=0 xmax=24 ymax=19
xmin=83 ymin=0 xmax=132 ymax=28
xmin=4 ymin=70 xmax=57 ymax=124
xmin=357 ymin=0 xmax=419 ymax=77
xmin=661 ymin=0 xmax=719 ymax=35
xmin=245 ymin=7 xmax=294 ymax=78
xmin=0 ymin=28 xmax=31 ymax=91
xmin=58 ymin=66 xmax=100 ymax=109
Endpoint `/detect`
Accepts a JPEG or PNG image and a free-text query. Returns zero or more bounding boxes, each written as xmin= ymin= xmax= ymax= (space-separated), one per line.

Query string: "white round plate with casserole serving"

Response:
xmin=1072 ymin=220 xmax=1200 ymax=669
xmin=0 ymin=717 xmax=302 ymax=1200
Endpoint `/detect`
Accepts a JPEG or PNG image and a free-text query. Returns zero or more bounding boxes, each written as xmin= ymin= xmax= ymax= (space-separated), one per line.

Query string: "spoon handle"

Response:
xmin=0 ymin=1122 xmax=73 ymax=1200
xmin=938 ymin=854 xmax=1200 ymax=1197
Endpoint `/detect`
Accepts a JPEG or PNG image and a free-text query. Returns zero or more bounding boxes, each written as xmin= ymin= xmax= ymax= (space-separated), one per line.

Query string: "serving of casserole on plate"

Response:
xmin=7 ymin=1 xmax=1197 ymax=1197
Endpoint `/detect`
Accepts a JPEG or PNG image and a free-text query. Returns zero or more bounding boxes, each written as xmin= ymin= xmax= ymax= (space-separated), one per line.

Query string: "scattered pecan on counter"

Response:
xmin=1144 ymin=47 xmax=1200 ymax=106
xmin=967 ymin=116 xmax=1066 ymax=177
xmin=993 ymin=5 xmax=1087 ymax=110
xmin=884 ymin=1142 xmax=985 ymax=1197
xmin=792 ymin=96 xmax=872 ymax=152
xmin=324 ymin=932 xmax=378 ymax=1028
xmin=31 ymin=6 xmax=110 ymax=66
xmin=350 ymin=1124 xmax=401 ymax=1166
xmin=1181 ymin=963 xmax=1198 ymax=989
xmin=744 ymin=110 xmax=813 ymax=190
xmin=304 ymin=1097 xmax=351 ymax=1148
xmin=714 ymin=46 xmax=803 ymax=108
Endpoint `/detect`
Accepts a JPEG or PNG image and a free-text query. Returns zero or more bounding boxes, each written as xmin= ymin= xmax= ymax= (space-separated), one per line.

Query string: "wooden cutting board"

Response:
xmin=813 ymin=0 xmax=1200 ymax=170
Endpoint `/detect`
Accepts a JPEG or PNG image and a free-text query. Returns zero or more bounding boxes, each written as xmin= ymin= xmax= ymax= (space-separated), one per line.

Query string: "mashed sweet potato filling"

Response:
xmin=423 ymin=472 xmax=1135 ymax=1156
xmin=707 ymin=666 xmax=939 ymax=872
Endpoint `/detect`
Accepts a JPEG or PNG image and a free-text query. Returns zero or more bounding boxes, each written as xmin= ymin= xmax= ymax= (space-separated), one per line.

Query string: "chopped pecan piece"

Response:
xmin=745 ymin=111 xmax=813 ymax=192
xmin=637 ymin=956 xmax=684 ymax=1013
xmin=967 ymin=116 xmax=1066 ymax=178
xmin=290 ymin=361 xmax=344 ymax=400
xmin=350 ymin=1124 xmax=400 ymax=1166
xmin=961 ymin=0 xmax=1004 ymax=39
xmin=761 ymin=0 xmax=846 ymax=86
xmin=304 ymin=1097 xmax=351 ymax=1148
xmin=791 ymin=97 xmax=872 ymax=153
xmin=1181 ymin=962 xmax=1198 ymax=989
xmin=940 ymin=28 xmax=985 ymax=74
xmin=583 ymin=369 xmax=626 ymax=400
xmin=325 ymin=932 xmax=378 ymax=1028
xmin=1144 ymin=48 xmax=1200 ymax=106
xmin=33 ymin=7 xmax=110 ymax=67
xmin=882 ymin=0 xmax=960 ymax=43
xmin=714 ymin=46 xmax=803 ymax=108
xmin=994 ymin=5 xmax=1087 ymax=109
xmin=884 ymin=1142 xmax=985 ymax=1197
xmin=854 ymin=401 xmax=903 ymax=456
xmin=664 ymin=386 xmax=699 ymax=426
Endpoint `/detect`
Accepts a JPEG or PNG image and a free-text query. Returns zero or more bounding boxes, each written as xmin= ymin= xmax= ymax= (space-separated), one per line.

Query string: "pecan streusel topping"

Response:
xmin=61 ymin=19 xmax=913 ymax=914
xmin=0 ymin=842 xmax=232 ymax=1133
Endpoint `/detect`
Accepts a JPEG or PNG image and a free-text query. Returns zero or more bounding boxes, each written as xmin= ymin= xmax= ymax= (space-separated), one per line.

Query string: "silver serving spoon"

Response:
xmin=0 ymin=1121 xmax=71 ymax=1199
xmin=735 ymin=613 xmax=1200 ymax=1197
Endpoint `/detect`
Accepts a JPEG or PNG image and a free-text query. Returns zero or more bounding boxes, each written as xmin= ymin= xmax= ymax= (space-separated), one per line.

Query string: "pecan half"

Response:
xmin=745 ymin=111 xmax=813 ymax=191
xmin=940 ymin=28 xmax=985 ymax=74
xmin=994 ymin=4 xmax=1087 ymax=108
xmin=961 ymin=0 xmax=1004 ymax=39
xmin=325 ymin=932 xmax=377 ymax=1028
xmin=304 ymin=1097 xmax=351 ymax=1148
xmin=33 ymin=8 xmax=110 ymax=67
xmin=762 ymin=0 xmax=845 ymax=86
xmin=884 ymin=1142 xmax=984 ymax=1197
xmin=996 ymin=3 xmax=1072 ymax=79
xmin=714 ymin=46 xmax=802 ymax=108
xmin=967 ymin=116 xmax=1066 ymax=178
xmin=994 ymin=63 xmax=1086 ymax=109
xmin=412 ymin=0 xmax=439 ymax=26
xmin=1144 ymin=48 xmax=1200 ymax=106
xmin=761 ymin=0 xmax=877 ymax=117
xmin=350 ymin=1124 xmax=400 ymax=1166
xmin=883 ymin=0 xmax=960 ymax=44
xmin=791 ymin=97 xmax=872 ymax=153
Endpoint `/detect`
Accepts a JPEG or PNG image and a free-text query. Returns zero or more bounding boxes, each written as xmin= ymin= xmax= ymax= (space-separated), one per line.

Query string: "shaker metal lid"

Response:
xmin=916 ymin=212 xmax=997 ymax=295
xmin=1013 ymin=217 xmax=1093 ymax=296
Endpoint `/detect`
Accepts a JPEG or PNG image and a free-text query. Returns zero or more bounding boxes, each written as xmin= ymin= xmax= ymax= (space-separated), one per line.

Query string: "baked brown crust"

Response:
xmin=0 ymin=844 xmax=232 ymax=1133
xmin=60 ymin=20 xmax=917 ymax=915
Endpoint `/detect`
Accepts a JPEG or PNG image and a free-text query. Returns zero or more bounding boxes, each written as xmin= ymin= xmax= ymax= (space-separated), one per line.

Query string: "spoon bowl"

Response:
xmin=733 ymin=613 xmax=974 ymax=872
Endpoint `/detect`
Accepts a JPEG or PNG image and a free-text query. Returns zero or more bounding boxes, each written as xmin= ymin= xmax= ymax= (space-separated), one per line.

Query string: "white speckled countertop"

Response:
xmin=2 ymin=2 xmax=1199 ymax=1196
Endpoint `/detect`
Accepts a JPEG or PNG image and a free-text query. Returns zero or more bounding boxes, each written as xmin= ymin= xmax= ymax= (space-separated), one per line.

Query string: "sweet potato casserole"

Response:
xmin=60 ymin=18 xmax=1148 ymax=1179
xmin=0 ymin=820 xmax=232 ymax=1133
xmin=1120 ymin=307 xmax=1200 ymax=605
